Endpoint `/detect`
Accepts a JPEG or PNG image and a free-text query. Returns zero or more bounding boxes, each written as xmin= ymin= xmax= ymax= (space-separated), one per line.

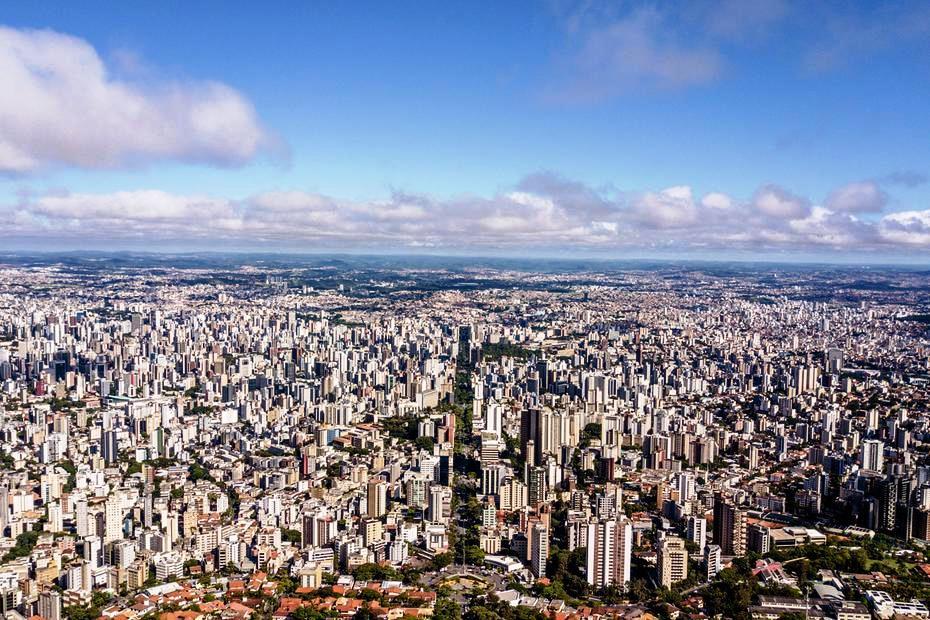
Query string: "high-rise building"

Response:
xmin=528 ymin=466 xmax=546 ymax=507
xmin=658 ymin=536 xmax=688 ymax=588
xmin=480 ymin=432 xmax=501 ymax=464
xmin=143 ymin=486 xmax=153 ymax=528
xmin=104 ymin=496 xmax=124 ymax=543
xmin=499 ymin=478 xmax=527 ymax=511
xmin=301 ymin=512 xmax=335 ymax=549
xmin=481 ymin=463 xmax=505 ymax=496
xmin=482 ymin=500 xmax=497 ymax=529
xmin=521 ymin=408 xmax=540 ymax=464
xmin=861 ymin=439 xmax=884 ymax=473
xmin=912 ymin=509 xmax=930 ymax=542
xmin=686 ymin=515 xmax=706 ymax=554
xmin=75 ymin=498 xmax=90 ymax=537
xmin=675 ymin=471 xmax=695 ymax=503
xmin=405 ymin=476 xmax=429 ymax=509
xmin=530 ymin=521 xmax=549 ymax=578
xmin=367 ymin=480 xmax=389 ymax=518
xmin=747 ymin=523 xmax=771 ymax=554
xmin=153 ymin=551 xmax=184 ymax=581
xmin=705 ymin=544 xmax=722 ymax=580
xmin=47 ymin=501 xmax=63 ymax=533
xmin=428 ymin=485 xmax=452 ymax=523
xmin=877 ymin=477 xmax=898 ymax=533
xmin=38 ymin=590 xmax=62 ymax=620
xmin=102 ymin=430 xmax=119 ymax=464
xmin=586 ymin=517 xmax=633 ymax=589
xmin=484 ymin=402 xmax=503 ymax=438
xmin=712 ymin=494 xmax=746 ymax=556
xmin=0 ymin=486 xmax=8 ymax=530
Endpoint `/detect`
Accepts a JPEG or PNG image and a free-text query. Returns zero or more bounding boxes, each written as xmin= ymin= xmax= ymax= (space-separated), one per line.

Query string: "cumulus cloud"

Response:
xmin=825 ymin=181 xmax=887 ymax=213
xmin=701 ymin=192 xmax=733 ymax=210
xmin=879 ymin=210 xmax=930 ymax=246
xmin=0 ymin=26 xmax=277 ymax=173
xmin=516 ymin=172 xmax=614 ymax=220
xmin=4 ymin=173 xmax=930 ymax=254
xmin=788 ymin=207 xmax=871 ymax=246
xmin=631 ymin=186 xmax=700 ymax=229
xmin=752 ymin=185 xmax=810 ymax=219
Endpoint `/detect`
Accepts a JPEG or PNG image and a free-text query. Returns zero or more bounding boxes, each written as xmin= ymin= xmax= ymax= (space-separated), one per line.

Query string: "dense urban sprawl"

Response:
xmin=2 ymin=256 xmax=930 ymax=620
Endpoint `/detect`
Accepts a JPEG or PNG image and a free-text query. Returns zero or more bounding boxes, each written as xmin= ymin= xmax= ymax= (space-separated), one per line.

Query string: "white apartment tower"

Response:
xmin=586 ymin=517 xmax=633 ymax=589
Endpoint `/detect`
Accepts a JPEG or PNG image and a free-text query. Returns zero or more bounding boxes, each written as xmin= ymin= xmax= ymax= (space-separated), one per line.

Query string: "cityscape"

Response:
xmin=2 ymin=255 xmax=930 ymax=620
xmin=3 ymin=3 xmax=930 ymax=620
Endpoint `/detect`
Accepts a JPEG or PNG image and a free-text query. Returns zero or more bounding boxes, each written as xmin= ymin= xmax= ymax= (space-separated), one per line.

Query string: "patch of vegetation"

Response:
xmin=480 ymin=341 xmax=535 ymax=362
xmin=1 ymin=530 xmax=40 ymax=563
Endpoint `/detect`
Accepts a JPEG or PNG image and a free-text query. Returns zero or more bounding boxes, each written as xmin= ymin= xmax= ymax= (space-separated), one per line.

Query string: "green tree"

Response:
xmin=414 ymin=436 xmax=436 ymax=452
xmin=281 ymin=529 xmax=303 ymax=544
xmin=1 ymin=530 xmax=40 ymax=563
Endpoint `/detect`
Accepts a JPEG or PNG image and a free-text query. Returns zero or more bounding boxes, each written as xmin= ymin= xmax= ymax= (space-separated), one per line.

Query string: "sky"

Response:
xmin=1 ymin=1 xmax=930 ymax=261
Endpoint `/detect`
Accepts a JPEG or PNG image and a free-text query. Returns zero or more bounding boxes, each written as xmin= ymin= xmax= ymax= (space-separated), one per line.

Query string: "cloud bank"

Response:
xmin=5 ymin=173 xmax=930 ymax=254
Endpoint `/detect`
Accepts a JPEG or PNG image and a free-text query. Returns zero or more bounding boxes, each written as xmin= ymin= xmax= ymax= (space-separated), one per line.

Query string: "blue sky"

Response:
xmin=2 ymin=1 xmax=930 ymax=259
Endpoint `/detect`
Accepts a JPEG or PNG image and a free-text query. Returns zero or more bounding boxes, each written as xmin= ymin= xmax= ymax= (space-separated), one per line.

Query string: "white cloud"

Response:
xmin=250 ymin=191 xmax=334 ymax=214
xmin=788 ymin=206 xmax=868 ymax=246
xmin=879 ymin=209 xmax=930 ymax=245
xmin=631 ymin=185 xmax=700 ymax=229
xmin=752 ymin=184 xmax=810 ymax=219
xmin=0 ymin=26 xmax=276 ymax=173
xmin=825 ymin=181 xmax=887 ymax=213
xmin=701 ymin=191 xmax=733 ymax=210
xmin=5 ymin=174 xmax=930 ymax=254
xmin=29 ymin=190 xmax=234 ymax=221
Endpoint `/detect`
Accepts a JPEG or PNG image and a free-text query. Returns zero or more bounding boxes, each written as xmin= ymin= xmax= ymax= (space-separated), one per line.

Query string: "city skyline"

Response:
xmin=2 ymin=2 xmax=930 ymax=258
